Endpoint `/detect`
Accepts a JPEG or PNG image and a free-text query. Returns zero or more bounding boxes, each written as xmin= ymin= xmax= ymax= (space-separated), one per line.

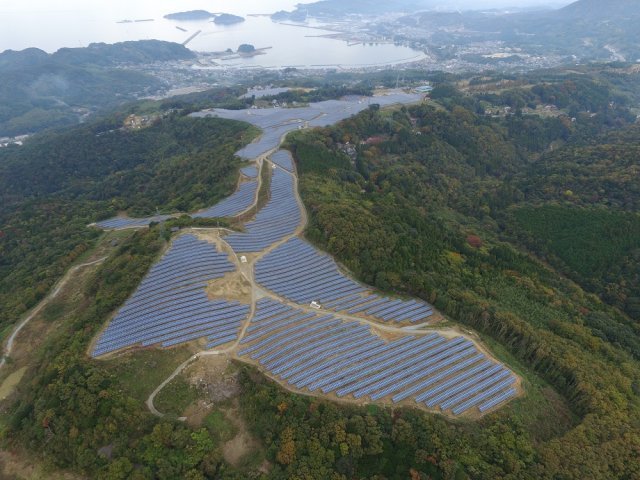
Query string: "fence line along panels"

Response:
xmin=238 ymin=298 xmax=517 ymax=416
xmin=92 ymin=234 xmax=248 ymax=356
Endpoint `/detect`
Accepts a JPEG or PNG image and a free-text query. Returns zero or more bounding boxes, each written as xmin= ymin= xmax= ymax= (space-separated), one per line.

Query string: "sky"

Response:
xmin=0 ymin=0 xmax=576 ymax=14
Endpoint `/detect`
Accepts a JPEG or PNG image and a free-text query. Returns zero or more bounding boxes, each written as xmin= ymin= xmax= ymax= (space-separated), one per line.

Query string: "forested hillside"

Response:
xmin=0 ymin=40 xmax=194 ymax=136
xmin=0 ymin=114 xmax=256 ymax=343
xmin=283 ymin=91 xmax=640 ymax=477
xmin=2 ymin=73 xmax=640 ymax=479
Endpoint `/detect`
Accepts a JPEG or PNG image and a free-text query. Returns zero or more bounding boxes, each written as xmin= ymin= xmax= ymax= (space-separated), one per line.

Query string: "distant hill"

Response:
xmin=396 ymin=0 xmax=640 ymax=62
xmin=559 ymin=0 xmax=640 ymax=19
xmin=0 ymin=40 xmax=195 ymax=136
xmin=164 ymin=10 xmax=215 ymax=21
xmin=514 ymin=0 xmax=640 ymax=60
xmin=52 ymin=40 xmax=195 ymax=66
xmin=271 ymin=0 xmax=442 ymax=19
xmin=213 ymin=13 xmax=245 ymax=25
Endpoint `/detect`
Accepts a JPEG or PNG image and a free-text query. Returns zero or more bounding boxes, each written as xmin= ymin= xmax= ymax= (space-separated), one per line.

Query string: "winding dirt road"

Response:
xmin=0 ymin=256 xmax=108 ymax=370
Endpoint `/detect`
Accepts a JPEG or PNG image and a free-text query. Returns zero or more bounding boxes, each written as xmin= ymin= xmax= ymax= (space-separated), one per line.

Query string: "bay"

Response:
xmin=0 ymin=0 xmax=424 ymax=68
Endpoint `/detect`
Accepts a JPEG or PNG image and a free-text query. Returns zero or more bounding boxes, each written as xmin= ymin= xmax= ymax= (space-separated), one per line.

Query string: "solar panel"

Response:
xmin=92 ymin=235 xmax=248 ymax=356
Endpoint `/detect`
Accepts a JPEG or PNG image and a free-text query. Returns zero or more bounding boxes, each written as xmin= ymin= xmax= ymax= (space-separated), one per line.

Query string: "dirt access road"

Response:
xmin=0 ymin=256 xmax=108 ymax=370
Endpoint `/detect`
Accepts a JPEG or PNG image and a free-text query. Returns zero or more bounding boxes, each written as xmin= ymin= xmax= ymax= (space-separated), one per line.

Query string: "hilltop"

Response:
xmin=213 ymin=13 xmax=245 ymax=25
xmin=0 ymin=40 xmax=195 ymax=136
xmin=386 ymin=0 xmax=640 ymax=63
xmin=164 ymin=10 xmax=215 ymax=21
xmin=559 ymin=0 xmax=640 ymax=18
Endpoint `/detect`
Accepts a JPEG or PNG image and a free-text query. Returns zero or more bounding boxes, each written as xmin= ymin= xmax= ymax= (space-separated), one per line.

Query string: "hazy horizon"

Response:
xmin=0 ymin=0 xmax=577 ymax=15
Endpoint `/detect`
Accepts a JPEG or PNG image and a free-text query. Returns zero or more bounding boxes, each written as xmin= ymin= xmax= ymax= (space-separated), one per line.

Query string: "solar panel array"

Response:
xmin=193 ymin=180 xmax=258 ymax=219
xmin=255 ymin=238 xmax=433 ymax=323
xmin=239 ymin=298 xmax=517 ymax=416
xmin=92 ymin=235 xmax=249 ymax=356
xmin=236 ymin=124 xmax=299 ymax=160
xmin=91 ymin=92 xmax=518 ymax=416
xmin=226 ymin=167 xmax=301 ymax=252
xmin=95 ymin=214 xmax=174 ymax=230
xmin=270 ymin=150 xmax=295 ymax=172
xmin=98 ymin=176 xmax=260 ymax=228
xmin=255 ymin=237 xmax=366 ymax=305
xmin=98 ymin=94 xmax=425 ymax=229
xmin=325 ymin=293 xmax=434 ymax=324
xmin=240 ymin=165 xmax=259 ymax=178
xmin=191 ymin=91 xmax=424 ymax=160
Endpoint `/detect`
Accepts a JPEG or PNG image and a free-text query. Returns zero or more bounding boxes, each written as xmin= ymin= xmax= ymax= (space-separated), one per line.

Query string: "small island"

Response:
xmin=164 ymin=10 xmax=214 ymax=21
xmin=213 ymin=13 xmax=245 ymax=25
xmin=271 ymin=10 xmax=308 ymax=22
xmin=210 ymin=44 xmax=272 ymax=61
xmin=238 ymin=44 xmax=256 ymax=54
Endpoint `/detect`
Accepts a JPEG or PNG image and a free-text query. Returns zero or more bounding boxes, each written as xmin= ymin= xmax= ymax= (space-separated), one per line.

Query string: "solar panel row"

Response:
xmin=226 ymin=167 xmax=301 ymax=252
xmin=236 ymin=125 xmax=299 ymax=160
xmin=96 ymin=164 xmax=262 ymax=229
xmin=270 ymin=150 xmax=295 ymax=172
xmin=239 ymin=298 xmax=517 ymax=415
xmin=240 ymin=165 xmax=259 ymax=178
xmin=255 ymin=238 xmax=433 ymax=323
xmin=92 ymin=235 xmax=248 ymax=356
xmin=95 ymin=214 xmax=174 ymax=230
xmin=100 ymin=94 xmax=425 ymax=230
xmin=191 ymin=92 xmax=424 ymax=160
xmin=255 ymin=237 xmax=366 ymax=305
xmin=193 ymin=180 xmax=258 ymax=219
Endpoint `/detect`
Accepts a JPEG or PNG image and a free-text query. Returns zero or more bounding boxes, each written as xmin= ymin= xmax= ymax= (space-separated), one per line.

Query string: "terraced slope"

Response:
xmin=239 ymin=298 xmax=517 ymax=415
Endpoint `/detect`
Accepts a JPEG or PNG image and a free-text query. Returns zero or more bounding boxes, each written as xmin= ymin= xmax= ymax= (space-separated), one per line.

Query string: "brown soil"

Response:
xmin=183 ymin=400 xmax=211 ymax=428
xmin=370 ymin=327 xmax=405 ymax=343
xmin=191 ymin=230 xmax=224 ymax=251
xmin=221 ymin=399 xmax=259 ymax=467
xmin=187 ymin=355 xmax=242 ymax=403
xmin=176 ymin=356 xmax=260 ymax=466
xmin=206 ymin=271 xmax=251 ymax=304
xmin=0 ymin=367 xmax=26 ymax=401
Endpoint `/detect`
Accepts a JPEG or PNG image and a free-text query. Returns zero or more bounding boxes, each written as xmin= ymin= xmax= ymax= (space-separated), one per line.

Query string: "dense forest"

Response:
xmin=281 ymin=88 xmax=640 ymax=477
xmin=0 ymin=114 xmax=256 ymax=344
xmin=2 ymin=72 xmax=640 ymax=479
